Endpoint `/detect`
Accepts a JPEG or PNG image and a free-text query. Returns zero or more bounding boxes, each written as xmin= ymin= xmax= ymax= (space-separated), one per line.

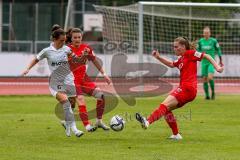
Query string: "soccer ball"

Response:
xmin=110 ymin=115 xmax=125 ymax=132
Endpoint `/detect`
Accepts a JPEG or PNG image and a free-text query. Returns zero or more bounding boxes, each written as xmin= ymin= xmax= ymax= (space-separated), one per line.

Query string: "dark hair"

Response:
xmin=51 ymin=28 xmax=65 ymax=40
xmin=65 ymin=27 xmax=73 ymax=44
xmin=65 ymin=27 xmax=82 ymax=44
xmin=174 ymin=37 xmax=196 ymax=50
xmin=51 ymin=24 xmax=61 ymax=32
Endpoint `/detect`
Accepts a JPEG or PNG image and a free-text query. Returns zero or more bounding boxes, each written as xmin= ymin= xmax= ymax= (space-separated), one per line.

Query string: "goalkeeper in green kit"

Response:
xmin=197 ymin=26 xmax=224 ymax=100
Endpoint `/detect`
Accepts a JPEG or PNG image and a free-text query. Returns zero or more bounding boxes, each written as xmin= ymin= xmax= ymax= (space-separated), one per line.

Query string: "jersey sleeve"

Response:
xmin=214 ymin=39 xmax=222 ymax=56
xmin=186 ymin=50 xmax=204 ymax=61
xmin=63 ymin=46 xmax=73 ymax=61
xmin=65 ymin=46 xmax=72 ymax=55
xmin=173 ymin=58 xmax=180 ymax=67
xmin=192 ymin=50 xmax=204 ymax=61
xmin=36 ymin=48 xmax=47 ymax=60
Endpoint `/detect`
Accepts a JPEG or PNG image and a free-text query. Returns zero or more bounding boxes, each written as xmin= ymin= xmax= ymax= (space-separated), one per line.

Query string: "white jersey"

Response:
xmin=36 ymin=44 xmax=75 ymax=86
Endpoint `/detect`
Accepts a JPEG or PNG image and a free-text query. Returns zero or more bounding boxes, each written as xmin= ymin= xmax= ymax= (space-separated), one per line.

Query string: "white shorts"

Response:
xmin=49 ymin=80 xmax=76 ymax=98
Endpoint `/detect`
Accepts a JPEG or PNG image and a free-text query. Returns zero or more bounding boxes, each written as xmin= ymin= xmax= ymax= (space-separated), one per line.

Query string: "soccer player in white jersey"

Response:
xmin=22 ymin=28 xmax=84 ymax=137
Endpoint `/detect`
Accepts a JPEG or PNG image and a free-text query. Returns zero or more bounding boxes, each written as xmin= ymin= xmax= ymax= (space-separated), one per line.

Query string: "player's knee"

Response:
xmin=208 ymin=76 xmax=213 ymax=81
xmin=78 ymin=104 xmax=87 ymax=113
xmin=68 ymin=97 xmax=76 ymax=109
xmin=56 ymin=92 xmax=68 ymax=104
xmin=203 ymin=77 xmax=208 ymax=82
xmin=76 ymin=96 xmax=85 ymax=105
xmin=78 ymin=105 xmax=86 ymax=112
xmin=93 ymin=89 xmax=104 ymax=100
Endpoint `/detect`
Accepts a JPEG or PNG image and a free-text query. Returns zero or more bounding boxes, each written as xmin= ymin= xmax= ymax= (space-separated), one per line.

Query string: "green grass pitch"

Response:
xmin=0 ymin=95 xmax=239 ymax=160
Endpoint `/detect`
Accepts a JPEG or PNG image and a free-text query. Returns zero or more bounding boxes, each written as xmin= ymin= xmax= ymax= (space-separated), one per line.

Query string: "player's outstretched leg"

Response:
xmin=136 ymin=95 xmax=179 ymax=132
xmin=136 ymin=104 xmax=168 ymax=129
xmin=147 ymin=104 xmax=168 ymax=124
xmin=93 ymin=89 xmax=110 ymax=130
xmin=135 ymin=113 xmax=149 ymax=129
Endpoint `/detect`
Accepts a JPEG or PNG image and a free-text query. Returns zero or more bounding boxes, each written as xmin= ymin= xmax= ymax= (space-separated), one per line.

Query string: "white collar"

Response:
xmin=49 ymin=44 xmax=65 ymax=51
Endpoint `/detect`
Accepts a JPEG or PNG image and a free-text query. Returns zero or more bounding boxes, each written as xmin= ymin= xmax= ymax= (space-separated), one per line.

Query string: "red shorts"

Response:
xmin=170 ymin=85 xmax=197 ymax=108
xmin=74 ymin=75 xmax=97 ymax=95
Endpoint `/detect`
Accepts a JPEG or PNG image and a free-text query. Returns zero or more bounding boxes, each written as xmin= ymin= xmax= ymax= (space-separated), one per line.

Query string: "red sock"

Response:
xmin=147 ymin=104 xmax=168 ymax=124
xmin=78 ymin=105 xmax=89 ymax=126
xmin=96 ymin=99 xmax=105 ymax=119
xmin=164 ymin=111 xmax=179 ymax=135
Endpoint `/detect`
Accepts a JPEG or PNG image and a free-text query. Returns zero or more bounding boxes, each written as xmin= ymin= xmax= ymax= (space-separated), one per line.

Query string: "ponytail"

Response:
xmin=174 ymin=37 xmax=196 ymax=50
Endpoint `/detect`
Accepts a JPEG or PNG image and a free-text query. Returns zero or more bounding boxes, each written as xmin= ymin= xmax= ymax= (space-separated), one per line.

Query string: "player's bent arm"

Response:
xmin=21 ymin=58 xmax=39 ymax=76
xmin=203 ymin=54 xmax=223 ymax=73
xmin=92 ymin=59 xmax=112 ymax=84
xmin=219 ymin=55 xmax=223 ymax=67
xmin=215 ymin=39 xmax=222 ymax=57
xmin=152 ymin=50 xmax=174 ymax=68
xmin=156 ymin=56 xmax=174 ymax=68
xmin=215 ymin=41 xmax=224 ymax=66
xmin=92 ymin=59 xmax=105 ymax=75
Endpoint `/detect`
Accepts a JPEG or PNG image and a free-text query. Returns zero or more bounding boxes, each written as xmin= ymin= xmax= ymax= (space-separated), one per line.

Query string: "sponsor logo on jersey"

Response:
xmin=174 ymin=87 xmax=182 ymax=94
xmin=177 ymin=87 xmax=182 ymax=92
xmin=202 ymin=45 xmax=212 ymax=50
xmin=51 ymin=61 xmax=68 ymax=66
xmin=178 ymin=63 xmax=183 ymax=70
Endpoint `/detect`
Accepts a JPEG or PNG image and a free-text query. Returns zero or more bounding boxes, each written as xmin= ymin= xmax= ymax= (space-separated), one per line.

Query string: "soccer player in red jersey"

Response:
xmin=67 ymin=28 xmax=111 ymax=132
xmin=136 ymin=37 xmax=223 ymax=140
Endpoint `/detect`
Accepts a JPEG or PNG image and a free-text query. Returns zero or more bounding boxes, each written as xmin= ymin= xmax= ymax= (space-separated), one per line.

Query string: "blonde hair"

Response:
xmin=70 ymin=28 xmax=82 ymax=34
xmin=174 ymin=37 xmax=196 ymax=50
xmin=203 ymin=26 xmax=210 ymax=31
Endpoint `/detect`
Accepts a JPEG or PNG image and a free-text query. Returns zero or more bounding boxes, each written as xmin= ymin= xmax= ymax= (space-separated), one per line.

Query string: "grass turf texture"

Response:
xmin=0 ymin=95 xmax=239 ymax=160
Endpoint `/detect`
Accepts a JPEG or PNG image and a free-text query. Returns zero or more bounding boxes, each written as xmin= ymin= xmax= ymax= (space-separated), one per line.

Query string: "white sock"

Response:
xmin=62 ymin=101 xmax=75 ymax=125
xmin=96 ymin=118 xmax=102 ymax=124
xmin=85 ymin=124 xmax=92 ymax=130
xmin=70 ymin=121 xmax=78 ymax=132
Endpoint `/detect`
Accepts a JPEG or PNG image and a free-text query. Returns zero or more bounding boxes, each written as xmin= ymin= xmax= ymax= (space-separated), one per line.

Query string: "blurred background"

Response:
xmin=1 ymin=0 xmax=237 ymax=54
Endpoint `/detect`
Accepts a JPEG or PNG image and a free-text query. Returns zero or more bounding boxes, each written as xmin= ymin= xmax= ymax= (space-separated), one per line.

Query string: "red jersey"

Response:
xmin=173 ymin=50 xmax=204 ymax=89
xmin=68 ymin=44 xmax=96 ymax=79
